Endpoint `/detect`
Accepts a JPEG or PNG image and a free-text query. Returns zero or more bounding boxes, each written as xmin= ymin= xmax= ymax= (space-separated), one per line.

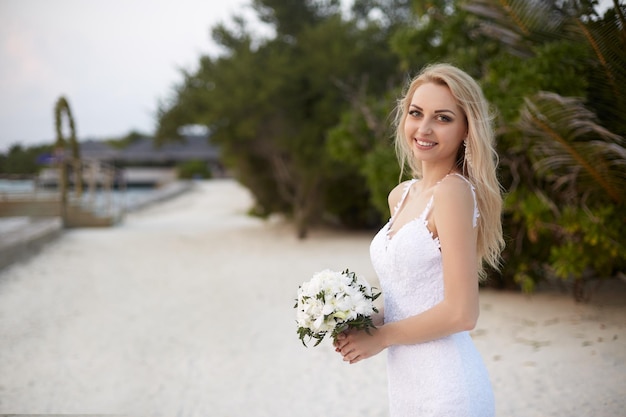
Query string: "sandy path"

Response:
xmin=0 ymin=179 xmax=624 ymax=416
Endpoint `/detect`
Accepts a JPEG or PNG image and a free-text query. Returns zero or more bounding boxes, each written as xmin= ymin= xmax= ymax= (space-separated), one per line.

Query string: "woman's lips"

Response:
xmin=414 ymin=138 xmax=437 ymax=148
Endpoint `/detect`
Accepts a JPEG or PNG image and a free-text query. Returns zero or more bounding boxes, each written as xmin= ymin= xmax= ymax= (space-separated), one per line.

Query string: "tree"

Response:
xmin=464 ymin=0 xmax=626 ymax=296
xmin=328 ymin=0 xmax=502 ymax=222
xmin=155 ymin=0 xmax=625 ymax=296
xmin=0 ymin=144 xmax=52 ymax=176
xmin=157 ymin=0 xmax=399 ymax=236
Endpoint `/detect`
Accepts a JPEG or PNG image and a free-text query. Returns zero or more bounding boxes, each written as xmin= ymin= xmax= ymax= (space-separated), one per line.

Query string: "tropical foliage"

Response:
xmin=465 ymin=0 xmax=626 ymax=296
xmin=157 ymin=0 xmax=400 ymax=236
xmin=151 ymin=0 xmax=626 ymax=295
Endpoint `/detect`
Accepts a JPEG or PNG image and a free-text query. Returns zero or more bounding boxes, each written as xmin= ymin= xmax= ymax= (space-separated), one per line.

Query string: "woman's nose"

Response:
xmin=418 ymin=120 xmax=432 ymax=135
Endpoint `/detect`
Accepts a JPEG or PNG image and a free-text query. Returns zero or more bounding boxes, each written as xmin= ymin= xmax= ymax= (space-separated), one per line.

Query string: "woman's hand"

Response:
xmin=334 ymin=327 xmax=386 ymax=364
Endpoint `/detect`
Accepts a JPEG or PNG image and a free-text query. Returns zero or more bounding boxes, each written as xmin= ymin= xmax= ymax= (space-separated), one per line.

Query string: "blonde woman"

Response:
xmin=334 ymin=63 xmax=504 ymax=416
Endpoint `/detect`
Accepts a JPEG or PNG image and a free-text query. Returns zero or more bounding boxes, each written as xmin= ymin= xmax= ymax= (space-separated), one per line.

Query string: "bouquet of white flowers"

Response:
xmin=295 ymin=269 xmax=381 ymax=347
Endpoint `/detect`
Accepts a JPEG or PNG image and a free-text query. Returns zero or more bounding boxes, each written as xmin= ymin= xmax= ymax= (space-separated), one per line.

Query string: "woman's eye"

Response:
xmin=437 ymin=115 xmax=452 ymax=122
xmin=408 ymin=110 xmax=422 ymax=118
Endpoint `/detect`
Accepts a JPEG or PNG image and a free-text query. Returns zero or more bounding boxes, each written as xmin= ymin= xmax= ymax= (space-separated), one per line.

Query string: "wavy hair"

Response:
xmin=393 ymin=63 xmax=505 ymax=278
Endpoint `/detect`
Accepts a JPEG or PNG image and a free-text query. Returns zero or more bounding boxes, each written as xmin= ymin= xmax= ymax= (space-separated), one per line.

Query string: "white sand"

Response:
xmin=0 ymin=179 xmax=624 ymax=416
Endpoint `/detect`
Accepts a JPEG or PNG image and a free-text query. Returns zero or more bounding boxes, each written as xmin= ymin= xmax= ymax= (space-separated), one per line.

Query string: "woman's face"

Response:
xmin=403 ymin=82 xmax=467 ymax=168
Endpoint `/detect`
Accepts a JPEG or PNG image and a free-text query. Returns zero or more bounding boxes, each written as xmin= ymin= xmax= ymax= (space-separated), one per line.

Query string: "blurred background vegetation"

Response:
xmin=2 ymin=0 xmax=624 ymax=296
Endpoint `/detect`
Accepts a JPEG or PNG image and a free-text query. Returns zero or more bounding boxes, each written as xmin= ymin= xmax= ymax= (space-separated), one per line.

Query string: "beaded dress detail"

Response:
xmin=369 ymin=174 xmax=494 ymax=416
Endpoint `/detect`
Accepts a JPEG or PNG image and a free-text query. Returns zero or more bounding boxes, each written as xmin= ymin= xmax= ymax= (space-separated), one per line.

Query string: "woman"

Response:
xmin=334 ymin=63 xmax=504 ymax=416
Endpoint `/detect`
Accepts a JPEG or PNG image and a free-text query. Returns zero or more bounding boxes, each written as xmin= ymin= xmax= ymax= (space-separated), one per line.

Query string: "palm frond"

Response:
xmin=520 ymin=91 xmax=626 ymax=204
xmin=582 ymin=4 xmax=626 ymax=136
xmin=464 ymin=0 xmax=626 ymax=108
xmin=462 ymin=0 xmax=566 ymax=56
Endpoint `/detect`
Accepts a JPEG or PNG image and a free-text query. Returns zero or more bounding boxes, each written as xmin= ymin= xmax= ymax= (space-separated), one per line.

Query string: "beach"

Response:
xmin=0 ymin=179 xmax=624 ymax=416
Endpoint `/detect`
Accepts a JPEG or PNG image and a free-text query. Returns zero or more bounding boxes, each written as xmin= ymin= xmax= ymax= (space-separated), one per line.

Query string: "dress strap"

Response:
xmin=433 ymin=173 xmax=479 ymax=228
xmin=419 ymin=195 xmax=435 ymax=221
xmin=390 ymin=179 xmax=417 ymax=220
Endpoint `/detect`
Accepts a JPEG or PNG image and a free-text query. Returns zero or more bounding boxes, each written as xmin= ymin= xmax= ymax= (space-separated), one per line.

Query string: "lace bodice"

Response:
xmin=370 ymin=174 xmax=479 ymax=323
xmin=368 ymin=173 xmax=492 ymax=417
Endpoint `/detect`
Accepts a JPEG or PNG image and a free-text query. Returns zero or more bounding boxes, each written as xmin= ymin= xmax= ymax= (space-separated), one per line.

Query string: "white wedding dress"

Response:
xmin=369 ymin=174 xmax=495 ymax=416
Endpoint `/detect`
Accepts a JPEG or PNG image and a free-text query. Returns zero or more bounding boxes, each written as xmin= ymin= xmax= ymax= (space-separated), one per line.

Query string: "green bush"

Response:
xmin=177 ymin=160 xmax=212 ymax=179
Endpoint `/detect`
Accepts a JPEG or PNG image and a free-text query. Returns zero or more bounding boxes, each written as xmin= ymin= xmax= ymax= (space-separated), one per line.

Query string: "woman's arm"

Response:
xmin=336 ymin=177 xmax=480 ymax=363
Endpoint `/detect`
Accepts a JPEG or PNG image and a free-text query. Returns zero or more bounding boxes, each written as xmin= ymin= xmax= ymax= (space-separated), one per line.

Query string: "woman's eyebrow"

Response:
xmin=409 ymin=104 xmax=456 ymax=116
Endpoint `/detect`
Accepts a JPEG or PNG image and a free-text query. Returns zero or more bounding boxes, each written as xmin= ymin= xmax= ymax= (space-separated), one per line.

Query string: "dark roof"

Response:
xmin=79 ymin=136 xmax=220 ymax=163
xmin=80 ymin=140 xmax=119 ymax=159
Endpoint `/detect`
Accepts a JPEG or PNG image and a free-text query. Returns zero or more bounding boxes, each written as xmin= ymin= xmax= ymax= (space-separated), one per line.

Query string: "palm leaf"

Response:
xmin=462 ymin=1 xmax=626 ymax=136
xmin=462 ymin=0 xmax=568 ymax=56
xmin=520 ymin=91 xmax=626 ymax=204
xmin=580 ymin=4 xmax=626 ymax=136
xmin=463 ymin=0 xmax=626 ymax=107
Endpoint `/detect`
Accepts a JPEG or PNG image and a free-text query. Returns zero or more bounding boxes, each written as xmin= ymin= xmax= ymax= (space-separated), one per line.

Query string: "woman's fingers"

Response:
xmin=334 ymin=332 xmax=362 ymax=363
xmin=335 ymin=342 xmax=361 ymax=364
xmin=343 ymin=351 xmax=361 ymax=363
xmin=340 ymin=344 xmax=358 ymax=360
xmin=334 ymin=333 xmax=349 ymax=351
xmin=334 ymin=339 xmax=352 ymax=355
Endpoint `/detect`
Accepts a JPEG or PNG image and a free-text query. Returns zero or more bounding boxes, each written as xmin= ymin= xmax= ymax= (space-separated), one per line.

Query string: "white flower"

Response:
xmin=295 ymin=268 xmax=380 ymax=346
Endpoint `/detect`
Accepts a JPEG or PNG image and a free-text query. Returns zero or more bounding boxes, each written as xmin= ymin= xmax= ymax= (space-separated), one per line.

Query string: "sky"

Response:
xmin=0 ymin=0 xmax=615 ymax=154
xmin=0 ymin=0 xmax=255 ymax=152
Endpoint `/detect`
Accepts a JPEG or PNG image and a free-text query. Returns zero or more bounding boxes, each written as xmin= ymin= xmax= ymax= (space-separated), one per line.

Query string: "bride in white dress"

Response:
xmin=334 ymin=63 xmax=504 ymax=416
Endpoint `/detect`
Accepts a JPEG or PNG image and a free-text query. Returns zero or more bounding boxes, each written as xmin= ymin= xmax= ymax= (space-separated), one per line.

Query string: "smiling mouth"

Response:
xmin=415 ymin=138 xmax=437 ymax=148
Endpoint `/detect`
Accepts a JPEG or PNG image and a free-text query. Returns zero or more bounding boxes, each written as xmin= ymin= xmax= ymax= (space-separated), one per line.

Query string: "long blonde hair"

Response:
xmin=394 ymin=63 xmax=505 ymax=278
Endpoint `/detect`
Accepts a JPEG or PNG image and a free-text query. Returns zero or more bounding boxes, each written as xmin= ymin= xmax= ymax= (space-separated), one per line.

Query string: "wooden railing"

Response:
xmin=0 ymin=159 xmax=123 ymax=227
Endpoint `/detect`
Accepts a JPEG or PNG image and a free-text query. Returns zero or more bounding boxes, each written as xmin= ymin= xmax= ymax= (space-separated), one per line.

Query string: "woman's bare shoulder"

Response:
xmin=387 ymin=180 xmax=414 ymax=215
xmin=433 ymin=175 xmax=475 ymax=220
xmin=435 ymin=173 xmax=474 ymax=197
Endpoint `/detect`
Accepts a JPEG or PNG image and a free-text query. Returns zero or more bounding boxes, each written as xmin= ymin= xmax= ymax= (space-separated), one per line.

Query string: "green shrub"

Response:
xmin=177 ymin=160 xmax=212 ymax=179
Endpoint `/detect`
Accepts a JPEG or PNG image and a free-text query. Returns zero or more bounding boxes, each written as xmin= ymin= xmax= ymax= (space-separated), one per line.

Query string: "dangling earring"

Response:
xmin=463 ymin=139 xmax=473 ymax=170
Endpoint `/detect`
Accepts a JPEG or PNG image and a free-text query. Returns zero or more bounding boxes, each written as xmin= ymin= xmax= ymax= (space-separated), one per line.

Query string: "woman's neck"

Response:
xmin=420 ymin=163 xmax=458 ymax=189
